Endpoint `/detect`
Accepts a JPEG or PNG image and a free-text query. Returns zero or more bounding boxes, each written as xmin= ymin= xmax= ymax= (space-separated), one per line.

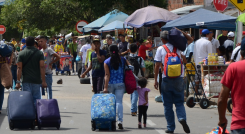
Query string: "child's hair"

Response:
xmin=138 ymin=77 xmax=148 ymax=88
xmin=129 ymin=43 xmax=138 ymax=53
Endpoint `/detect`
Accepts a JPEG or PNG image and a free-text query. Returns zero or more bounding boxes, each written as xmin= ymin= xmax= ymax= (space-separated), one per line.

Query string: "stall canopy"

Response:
xmin=124 ymin=5 xmax=179 ymax=28
xmin=161 ymin=8 xmax=237 ymax=31
xmin=83 ymin=10 xmax=128 ymax=30
xmin=98 ymin=20 xmax=131 ymax=33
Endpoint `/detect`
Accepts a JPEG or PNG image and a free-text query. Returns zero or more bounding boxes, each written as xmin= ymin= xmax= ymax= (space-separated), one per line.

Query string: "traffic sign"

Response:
xmin=0 ymin=25 xmax=6 ymax=34
xmin=76 ymin=20 xmax=88 ymax=34
xmin=229 ymin=0 xmax=245 ymax=12
xmin=213 ymin=0 xmax=228 ymax=12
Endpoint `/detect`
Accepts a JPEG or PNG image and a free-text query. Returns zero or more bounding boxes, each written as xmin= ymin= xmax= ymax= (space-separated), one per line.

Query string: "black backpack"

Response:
xmin=127 ymin=56 xmax=142 ymax=76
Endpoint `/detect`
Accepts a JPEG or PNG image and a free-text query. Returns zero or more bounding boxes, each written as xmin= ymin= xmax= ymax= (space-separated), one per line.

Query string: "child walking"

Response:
xmin=137 ymin=78 xmax=150 ymax=128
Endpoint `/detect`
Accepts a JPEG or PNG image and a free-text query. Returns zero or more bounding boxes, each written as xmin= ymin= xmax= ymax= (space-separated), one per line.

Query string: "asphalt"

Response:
xmin=0 ymin=73 xmax=232 ymax=134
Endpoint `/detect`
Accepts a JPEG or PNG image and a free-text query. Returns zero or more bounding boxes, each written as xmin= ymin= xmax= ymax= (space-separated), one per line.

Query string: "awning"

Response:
xmin=161 ymin=8 xmax=237 ymax=31
xmin=98 ymin=20 xmax=131 ymax=33
xmin=170 ymin=5 xmax=204 ymax=15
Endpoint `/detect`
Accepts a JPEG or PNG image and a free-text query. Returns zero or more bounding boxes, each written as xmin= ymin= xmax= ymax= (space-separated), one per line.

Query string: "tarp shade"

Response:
xmin=161 ymin=8 xmax=237 ymax=31
xmin=98 ymin=20 xmax=131 ymax=33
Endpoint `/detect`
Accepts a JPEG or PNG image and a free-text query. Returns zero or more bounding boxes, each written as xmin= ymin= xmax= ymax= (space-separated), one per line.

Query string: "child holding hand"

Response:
xmin=137 ymin=78 xmax=150 ymax=128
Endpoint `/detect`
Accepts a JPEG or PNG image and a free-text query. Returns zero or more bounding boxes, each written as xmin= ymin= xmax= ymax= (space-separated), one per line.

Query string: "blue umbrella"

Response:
xmin=98 ymin=20 xmax=132 ymax=33
xmin=124 ymin=5 xmax=179 ymax=28
xmin=83 ymin=9 xmax=129 ymax=29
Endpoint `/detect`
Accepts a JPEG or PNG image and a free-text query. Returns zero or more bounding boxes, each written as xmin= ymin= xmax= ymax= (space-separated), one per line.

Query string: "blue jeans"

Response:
xmin=131 ymin=90 xmax=138 ymax=113
xmin=72 ymin=59 xmax=77 ymax=73
xmin=11 ymin=65 xmax=17 ymax=89
xmin=108 ymin=83 xmax=125 ymax=122
xmin=161 ymin=77 xmax=186 ymax=131
xmin=22 ymin=83 xmax=41 ymax=107
xmin=232 ymin=128 xmax=245 ymax=134
xmin=0 ymin=82 xmax=4 ymax=110
xmin=45 ymin=74 xmax=53 ymax=99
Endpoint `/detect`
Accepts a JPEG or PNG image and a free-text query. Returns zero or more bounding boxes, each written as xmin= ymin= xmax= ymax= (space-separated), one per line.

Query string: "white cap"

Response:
xmin=228 ymin=32 xmax=234 ymax=37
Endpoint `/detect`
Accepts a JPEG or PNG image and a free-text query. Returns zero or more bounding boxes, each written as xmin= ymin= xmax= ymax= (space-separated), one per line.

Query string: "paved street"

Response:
xmin=0 ymin=74 xmax=232 ymax=134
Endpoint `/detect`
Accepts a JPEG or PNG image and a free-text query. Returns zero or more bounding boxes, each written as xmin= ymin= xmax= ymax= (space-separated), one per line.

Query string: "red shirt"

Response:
xmin=138 ymin=45 xmax=149 ymax=60
xmin=221 ymin=60 xmax=245 ymax=130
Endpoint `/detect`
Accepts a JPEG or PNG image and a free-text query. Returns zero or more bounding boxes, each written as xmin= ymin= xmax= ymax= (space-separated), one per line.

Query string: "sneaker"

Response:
xmin=138 ymin=124 xmax=142 ymax=129
xmin=132 ymin=112 xmax=137 ymax=116
xmin=118 ymin=123 xmax=123 ymax=129
xmin=143 ymin=124 xmax=146 ymax=128
xmin=73 ymin=72 xmax=76 ymax=75
xmin=165 ymin=130 xmax=174 ymax=133
xmin=179 ymin=119 xmax=190 ymax=133
xmin=4 ymin=89 xmax=9 ymax=93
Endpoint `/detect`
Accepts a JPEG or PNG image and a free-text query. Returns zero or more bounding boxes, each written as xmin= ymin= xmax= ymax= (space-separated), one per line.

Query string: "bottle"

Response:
xmin=208 ymin=53 xmax=211 ymax=65
xmin=215 ymin=53 xmax=218 ymax=65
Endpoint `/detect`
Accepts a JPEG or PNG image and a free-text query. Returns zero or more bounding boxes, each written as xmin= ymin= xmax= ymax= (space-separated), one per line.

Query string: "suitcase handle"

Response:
xmin=40 ymin=87 xmax=50 ymax=99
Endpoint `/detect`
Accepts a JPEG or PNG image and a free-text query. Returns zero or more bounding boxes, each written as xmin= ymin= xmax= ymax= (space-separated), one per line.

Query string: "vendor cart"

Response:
xmin=185 ymin=63 xmax=232 ymax=111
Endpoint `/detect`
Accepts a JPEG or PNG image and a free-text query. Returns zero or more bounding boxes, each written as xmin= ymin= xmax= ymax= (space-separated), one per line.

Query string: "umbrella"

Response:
xmin=98 ymin=20 xmax=132 ymax=33
xmin=124 ymin=5 xmax=179 ymax=28
xmin=83 ymin=10 xmax=129 ymax=29
xmin=237 ymin=13 xmax=245 ymax=25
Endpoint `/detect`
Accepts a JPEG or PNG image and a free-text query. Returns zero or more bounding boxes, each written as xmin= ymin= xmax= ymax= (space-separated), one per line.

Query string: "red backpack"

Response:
xmin=124 ymin=63 xmax=137 ymax=94
xmin=163 ymin=45 xmax=183 ymax=78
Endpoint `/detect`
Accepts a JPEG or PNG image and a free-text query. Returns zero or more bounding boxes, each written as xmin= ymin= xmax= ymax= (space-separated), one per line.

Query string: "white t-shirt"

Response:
xmin=193 ymin=37 xmax=213 ymax=66
xmin=154 ymin=43 xmax=184 ymax=78
xmin=211 ymin=38 xmax=220 ymax=53
xmin=223 ymin=39 xmax=234 ymax=49
xmin=231 ymin=46 xmax=241 ymax=62
xmin=80 ymin=43 xmax=91 ymax=63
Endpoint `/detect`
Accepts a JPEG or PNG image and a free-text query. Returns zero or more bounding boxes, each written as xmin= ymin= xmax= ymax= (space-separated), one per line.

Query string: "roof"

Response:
xmin=161 ymin=8 xmax=237 ymax=31
xmin=170 ymin=5 xmax=204 ymax=15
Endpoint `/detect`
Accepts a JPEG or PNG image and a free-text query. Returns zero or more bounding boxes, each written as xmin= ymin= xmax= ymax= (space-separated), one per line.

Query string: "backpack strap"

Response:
xmin=233 ymin=48 xmax=241 ymax=61
xmin=163 ymin=45 xmax=177 ymax=53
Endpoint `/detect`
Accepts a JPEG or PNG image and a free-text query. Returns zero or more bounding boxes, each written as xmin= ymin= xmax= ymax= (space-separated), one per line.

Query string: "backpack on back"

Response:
xmin=127 ymin=56 xmax=142 ymax=76
xmin=163 ymin=45 xmax=182 ymax=78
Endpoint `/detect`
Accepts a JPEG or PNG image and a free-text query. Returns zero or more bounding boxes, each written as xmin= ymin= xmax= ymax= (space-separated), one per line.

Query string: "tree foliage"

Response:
xmin=0 ymin=0 xmax=167 ymax=37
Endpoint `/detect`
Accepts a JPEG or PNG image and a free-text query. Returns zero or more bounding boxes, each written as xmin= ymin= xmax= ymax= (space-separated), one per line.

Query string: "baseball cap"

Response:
xmin=202 ymin=29 xmax=211 ymax=35
xmin=57 ymin=38 xmax=62 ymax=42
xmin=106 ymin=34 xmax=111 ymax=38
xmin=93 ymin=35 xmax=100 ymax=43
xmin=21 ymin=38 xmax=26 ymax=43
xmin=241 ymin=38 xmax=245 ymax=51
xmin=228 ymin=32 xmax=235 ymax=37
xmin=160 ymin=31 xmax=169 ymax=40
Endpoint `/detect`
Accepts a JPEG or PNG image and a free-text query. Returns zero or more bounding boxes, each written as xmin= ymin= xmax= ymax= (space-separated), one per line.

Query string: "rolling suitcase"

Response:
xmin=36 ymin=88 xmax=61 ymax=130
xmin=7 ymin=91 xmax=36 ymax=130
xmin=91 ymin=93 xmax=116 ymax=131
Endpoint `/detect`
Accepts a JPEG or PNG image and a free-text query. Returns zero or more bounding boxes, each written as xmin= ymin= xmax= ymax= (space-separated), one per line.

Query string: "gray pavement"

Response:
xmin=0 ymin=74 xmax=232 ymax=134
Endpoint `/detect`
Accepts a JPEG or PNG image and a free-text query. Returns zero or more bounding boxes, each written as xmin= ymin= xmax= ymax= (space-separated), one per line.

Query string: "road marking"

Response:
xmin=123 ymin=101 xmax=131 ymax=107
xmin=147 ymin=120 xmax=156 ymax=126
xmin=155 ymin=129 xmax=167 ymax=134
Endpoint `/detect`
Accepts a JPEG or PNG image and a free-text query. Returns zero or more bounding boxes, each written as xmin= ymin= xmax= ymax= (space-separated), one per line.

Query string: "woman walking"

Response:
xmin=103 ymin=45 xmax=130 ymax=129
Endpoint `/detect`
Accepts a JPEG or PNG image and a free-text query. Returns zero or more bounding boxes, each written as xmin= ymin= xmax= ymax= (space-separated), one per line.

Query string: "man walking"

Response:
xmin=208 ymin=30 xmax=220 ymax=54
xmin=69 ymin=36 xmax=78 ymax=75
xmin=39 ymin=36 xmax=60 ymax=99
xmin=102 ymin=35 xmax=113 ymax=59
xmin=118 ymin=34 xmax=129 ymax=57
xmin=15 ymin=36 xmax=47 ymax=106
xmin=154 ymin=31 xmax=190 ymax=133
xmin=218 ymin=38 xmax=245 ymax=134
xmin=80 ymin=38 xmax=91 ymax=77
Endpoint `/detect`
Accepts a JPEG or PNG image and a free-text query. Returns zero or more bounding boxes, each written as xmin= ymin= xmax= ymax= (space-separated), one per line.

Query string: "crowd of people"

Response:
xmin=0 ymin=27 xmax=245 ymax=133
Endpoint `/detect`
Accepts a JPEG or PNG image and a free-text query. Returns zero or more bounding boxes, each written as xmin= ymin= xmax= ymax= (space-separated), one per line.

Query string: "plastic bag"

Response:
xmin=206 ymin=127 xmax=229 ymax=134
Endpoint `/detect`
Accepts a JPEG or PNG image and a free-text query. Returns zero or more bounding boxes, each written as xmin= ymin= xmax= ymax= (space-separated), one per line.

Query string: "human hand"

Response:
xmin=154 ymin=81 xmax=159 ymax=90
xmin=15 ymin=83 xmax=21 ymax=89
xmin=84 ymin=65 xmax=87 ymax=69
xmin=42 ymin=82 xmax=47 ymax=88
xmin=81 ymin=74 xmax=86 ymax=78
xmin=49 ymin=63 xmax=52 ymax=69
xmin=143 ymin=102 xmax=147 ymax=106
xmin=103 ymin=88 xmax=109 ymax=93
xmin=218 ymin=117 xmax=227 ymax=129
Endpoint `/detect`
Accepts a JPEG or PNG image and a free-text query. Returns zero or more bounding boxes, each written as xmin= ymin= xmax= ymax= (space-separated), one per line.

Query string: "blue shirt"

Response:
xmin=104 ymin=57 xmax=126 ymax=84
xmin=183 ymin=42 xmax=194 ymax=58
xmin=90 ymin=50 xmax=106 ymax=77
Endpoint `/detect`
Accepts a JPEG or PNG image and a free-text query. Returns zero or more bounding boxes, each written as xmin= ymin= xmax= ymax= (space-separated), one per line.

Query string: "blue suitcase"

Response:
xmin=91 ymin=94 xmax=116 ymax=131
xmin=7 ymin=91 xmax=36 ymax=130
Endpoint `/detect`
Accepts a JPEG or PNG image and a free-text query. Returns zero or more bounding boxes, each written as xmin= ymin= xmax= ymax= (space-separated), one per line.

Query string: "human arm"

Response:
xmin=121 ymin=49 xmax=130 ymax=55
xmin=81 ymin=60 xmax=92 ymax=78
xmin=103 ymin=63 xmax=110 ymax=93
xmin=50 ymin=53 xmax=60 ymax=69
xmin=216 ymin=40 xmax=220 ymax=55
xmin=15 ymin=62 xmax=23 ymax=89
xmin=40 ymin=60 xmax=47 ymax=88
xmin=181 ymin=54 xmax=187 ymax=64
xmin=175 ymin=27 xmax=193 ymax=45
xmin=96 ymin=50 xmax=105 ymax=63
xmin=143 ymin=91 xmax=149 ymax=106
xmin=218 ymin=84 xmax=230 ymax=128
xmin=154 ymin=62 xmax=161 ymax=90
xmin=9 ymin=52 xmax=13 ymax=66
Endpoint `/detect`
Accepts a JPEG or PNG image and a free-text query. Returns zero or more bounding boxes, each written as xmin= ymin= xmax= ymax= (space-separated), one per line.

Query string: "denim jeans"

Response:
xmin=161 ymin=77 xmax=187 ymax=131
xmin=11 ymin=65 xmax=17 ymax=89
xmin=45 ymin=74 xmax=53 ymax=99
xmin=0 ymin=82 xmax=4 ymax=110
xmin=22 ymin=83 xmax=41 ymax=107
xmin=72 ymin=59 xmax=77 ymax=73
xmin=131 ymin=90 xmax=138 ymax=113
xmin=108 ymin=83 xmax=125 ymax=122
xmin=232 ymin=128 xmax=245 ymax=134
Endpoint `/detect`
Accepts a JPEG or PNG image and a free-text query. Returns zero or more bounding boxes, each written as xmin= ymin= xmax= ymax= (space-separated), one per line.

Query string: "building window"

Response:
xmin=183 ymin=0 xmax=194 ymax=4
